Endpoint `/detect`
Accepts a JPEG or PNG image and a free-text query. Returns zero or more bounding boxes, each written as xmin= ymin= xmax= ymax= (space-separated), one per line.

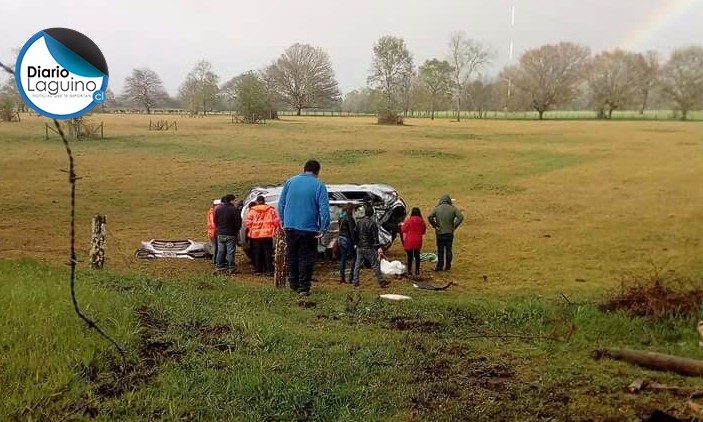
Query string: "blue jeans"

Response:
xmin=216 ymin=235 xmax=237 ymax=271
xmin=352 ymin=248 xmax=384 ymax=285
xmin=210 ymin=237 xmax=218 ymax=265
xmin=338 ymin=236 xmax=356 ymax=281
xmin=436 ymin=233 xmax=454 ymax=270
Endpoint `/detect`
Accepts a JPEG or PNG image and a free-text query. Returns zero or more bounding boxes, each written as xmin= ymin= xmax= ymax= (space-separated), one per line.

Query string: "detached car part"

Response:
xmin=135 ymin=239 xmax=211 ymax=260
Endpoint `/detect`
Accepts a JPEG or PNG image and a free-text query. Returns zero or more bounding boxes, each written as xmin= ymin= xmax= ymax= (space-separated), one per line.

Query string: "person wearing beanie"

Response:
xmin=214 ymin=194 xmax=242 ymax=275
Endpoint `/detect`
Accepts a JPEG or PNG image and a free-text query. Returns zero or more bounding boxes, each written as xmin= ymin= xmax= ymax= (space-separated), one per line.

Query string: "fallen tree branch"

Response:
xmin=594 ymin=348 xmax=703 ymax=377
xmin=688 ymin=400 xmax=703 ymax=416
xmin=627 ymin=379 xmax=703 ymax=398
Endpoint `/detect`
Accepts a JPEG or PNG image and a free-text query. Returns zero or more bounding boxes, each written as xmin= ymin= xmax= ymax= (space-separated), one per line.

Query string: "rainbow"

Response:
xmin=618 ymin=0 xmax=700 ymax=50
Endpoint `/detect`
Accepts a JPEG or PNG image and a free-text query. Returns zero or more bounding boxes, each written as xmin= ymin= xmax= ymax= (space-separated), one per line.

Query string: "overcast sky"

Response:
xmin=2 ymin=0 xmax=702 ymax=96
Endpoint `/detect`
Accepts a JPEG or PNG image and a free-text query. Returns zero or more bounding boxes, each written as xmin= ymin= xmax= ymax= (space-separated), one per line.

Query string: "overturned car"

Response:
xmin=237 ymin=184 xmax=407 ymax=258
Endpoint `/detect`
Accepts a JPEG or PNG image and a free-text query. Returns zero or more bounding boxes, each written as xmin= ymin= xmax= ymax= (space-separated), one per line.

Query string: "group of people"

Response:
xmin=207 ymin=194 xmax=281 ymax=276
xmin=337 ymin=195 xmax=465 ymax=286
xmin=206 ymin=159 xmax=465 ymax=297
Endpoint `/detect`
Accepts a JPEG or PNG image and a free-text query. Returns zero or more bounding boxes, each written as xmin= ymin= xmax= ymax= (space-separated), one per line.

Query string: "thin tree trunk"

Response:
xmin=538 ymin=110 xmax=544 ymax=120
xmin=296 ymin=108 xmax=301 ymax=116
xmin=640 ymin=89 xmax=650 ymax=115
xmin=455 ymin=95 xmax=461 ymax=122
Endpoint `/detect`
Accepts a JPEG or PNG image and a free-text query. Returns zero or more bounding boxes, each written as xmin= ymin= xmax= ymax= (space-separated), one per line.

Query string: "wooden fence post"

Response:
xmin=90 ymin=215 xmax=106 ymax=269
xmin=273 ymin=229 xmax=287 ymax=288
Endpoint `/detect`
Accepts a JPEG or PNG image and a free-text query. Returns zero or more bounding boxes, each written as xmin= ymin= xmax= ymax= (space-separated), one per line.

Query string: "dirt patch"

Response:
xmin=75 ymin=305 xmax=184 ymax=402
xmin=199 ymin=324 xmax=231 ymax=340
xmin=601 ymin=276 xmax=703 ymax=319
xmin=407 ymin=341 xmax=519 ymax=418
xmin=68 ymin=399 xmax=99 ymax=419
xmin=297 ymin=299 xmax=317 ymax=309
xmin=134 ymin=304 xmax=168 ymax=332
xmin=195 ymin=281 xmax=216 ymax=290
xmin=388 ymin=316 xmax=443 ymax=333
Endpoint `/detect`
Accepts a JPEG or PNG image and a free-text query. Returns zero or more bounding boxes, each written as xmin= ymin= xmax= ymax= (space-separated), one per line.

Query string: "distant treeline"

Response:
xmin=2 ymin=35 xmax=702 ymax=120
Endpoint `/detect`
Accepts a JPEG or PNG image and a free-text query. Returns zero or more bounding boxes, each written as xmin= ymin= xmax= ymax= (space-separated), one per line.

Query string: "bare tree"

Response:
xmin=265 ymin=43 xmax=341 ymax=116
xmin=636 ymin=51 xmax=660 ymax=114
xmin=418 ymin=59 xmax=453 ymax=120
xmin=588 ymin=50 xmax=644 ymax=119
xmin=660 ymin=46 xmax=703 ymax=120
xmin=219 ymin=77 xmax=238 ymax=112
xmin=179 ymin=60 xmax=219 ymax=115
xmin=124 ymin=68 xmax=168 ymax=114
xmin=465 ymin=78 xmax=501 ymax=118
xmin=399 ymin=70 xmax=416 ymax=117
xmin=99 ymin=88 xmax=117 ymax=112
xmin=367 ymin=35 xmax=414 ymax=123
xmin=508 ymin=42 xmax=590 ymax=120
xmin=341 ymin=88 xmax=383 ymax=114
xmin=447 ymin=32 xmax=490 ymax=122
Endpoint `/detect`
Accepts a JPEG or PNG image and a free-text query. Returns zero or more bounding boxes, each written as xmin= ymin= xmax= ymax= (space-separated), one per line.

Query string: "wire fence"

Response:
xmin=277 ymin=109 xmax=703 ymax=121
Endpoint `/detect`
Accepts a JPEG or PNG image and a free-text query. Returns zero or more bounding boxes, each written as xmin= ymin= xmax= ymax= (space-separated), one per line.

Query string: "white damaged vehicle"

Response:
xmin=237 ymin=184 xmax=407 ymax=258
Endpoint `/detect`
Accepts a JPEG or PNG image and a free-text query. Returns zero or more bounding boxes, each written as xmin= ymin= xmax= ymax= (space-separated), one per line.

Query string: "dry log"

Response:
xmin=688 ymin=400 xmax=703 ymax=415
xmin=596 ymin=348 xmax=703 ymax=377
xmin=627 ymin=379 xmax=647 ymax=393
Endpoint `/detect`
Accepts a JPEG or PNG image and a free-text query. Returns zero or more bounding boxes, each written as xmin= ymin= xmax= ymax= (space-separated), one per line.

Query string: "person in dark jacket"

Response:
xmin=351 ymin=205 xmax=389 ymax=287
xmin=337 ymin=202 xmax=357 ymax=283
xmin=214 ymin=194 xmax=243 ymax=274
xmin=401 ymin=207 xmax=427 ymax=276
xmin=428 ymin=195 xmax=464 ymax=271
xmin=278 ymin=160 xmax=331 ymax=296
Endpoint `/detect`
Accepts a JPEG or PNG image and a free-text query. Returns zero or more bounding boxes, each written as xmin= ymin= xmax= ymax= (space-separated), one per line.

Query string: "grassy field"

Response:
xmin=1 ymin=114 xmax=703 ymax=420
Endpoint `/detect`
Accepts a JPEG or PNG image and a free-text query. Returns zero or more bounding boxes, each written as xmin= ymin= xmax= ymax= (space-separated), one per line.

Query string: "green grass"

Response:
xmin=2 ymin=259 xmax=702 ymax=421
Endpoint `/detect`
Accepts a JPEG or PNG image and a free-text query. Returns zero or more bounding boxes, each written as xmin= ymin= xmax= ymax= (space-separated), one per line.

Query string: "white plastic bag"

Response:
xmin=380 ymin=259 xmax=406 ymax=275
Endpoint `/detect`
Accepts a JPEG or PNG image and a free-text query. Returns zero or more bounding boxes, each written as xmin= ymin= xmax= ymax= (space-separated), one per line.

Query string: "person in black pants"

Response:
xmin=337 ymin=202 xmax=357 ymax=283
xmin=277 ymin=160 xmax=331 ymax=296
xmin=428 ymin=195 xmax=464 ymax=271
xmin=214 ymin=194 xmax=242 ymax=275
xmin=401 ymin=207 xmax=427 ymax=276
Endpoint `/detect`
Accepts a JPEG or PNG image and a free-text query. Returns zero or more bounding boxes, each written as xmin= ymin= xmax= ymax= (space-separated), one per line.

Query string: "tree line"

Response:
xmin=2 ymin=35 xmax=702 ymax=120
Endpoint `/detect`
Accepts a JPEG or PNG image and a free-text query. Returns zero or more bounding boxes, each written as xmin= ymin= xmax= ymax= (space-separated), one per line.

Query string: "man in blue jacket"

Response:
xmin=278 ymin=160 xmax=330 ymax=296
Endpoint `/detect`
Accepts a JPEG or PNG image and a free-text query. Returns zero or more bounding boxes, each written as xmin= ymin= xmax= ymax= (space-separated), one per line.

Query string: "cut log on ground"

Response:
xmin=595 ymin=348 xmax=703 ymax=377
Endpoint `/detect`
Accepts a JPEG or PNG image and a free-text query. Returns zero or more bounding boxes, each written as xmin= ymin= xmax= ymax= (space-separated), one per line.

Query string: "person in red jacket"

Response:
xmin=246 ymin=195 xmax=281 ymax=275
xmin=401 ymin=207 xmax=427 ymax=276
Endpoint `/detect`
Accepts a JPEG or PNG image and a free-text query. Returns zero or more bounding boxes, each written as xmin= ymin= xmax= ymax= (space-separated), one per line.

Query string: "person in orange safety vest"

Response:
xmin=245 ymin=195 xmax=281 ymax=275
xmin=207 ymin=199 xmax=222 ymax=265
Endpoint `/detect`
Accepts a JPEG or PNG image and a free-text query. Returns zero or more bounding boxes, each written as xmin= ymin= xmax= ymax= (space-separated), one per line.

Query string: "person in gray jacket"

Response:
xmin=351 ymin=205 xmax=389 ymax=288
xmin=428 ymin=195 xmax=464 ymax=271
